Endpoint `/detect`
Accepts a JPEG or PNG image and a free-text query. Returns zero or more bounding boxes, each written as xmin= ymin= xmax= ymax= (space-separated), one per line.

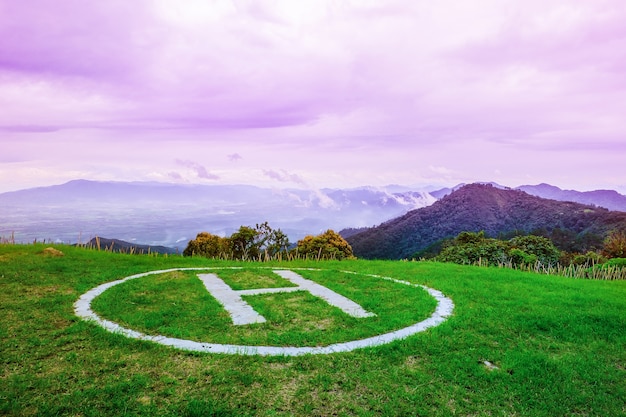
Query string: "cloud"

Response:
xmin=1 ymin=1 xmax=625 ymax=193
xmin=428 ymin=165 xmax=456 ymax=176
xmin=228 ymin=153 xmax=243 ymax=162
xmin=263 ymin=169 xmax=307 ymax=186
xmin=0 ymin=125 xmax=61 ymax=133
xmin=262 ymin=168 xmax=340 ymax=209
xmin=168 ymin=171 xmax=184 ymax=181
xmin=175 ymin=159 xmax=219 ymax=180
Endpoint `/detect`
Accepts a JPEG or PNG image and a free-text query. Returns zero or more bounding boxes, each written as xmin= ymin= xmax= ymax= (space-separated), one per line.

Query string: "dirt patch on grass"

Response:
xmin=42 ymin=247 xmax=64 ymax=257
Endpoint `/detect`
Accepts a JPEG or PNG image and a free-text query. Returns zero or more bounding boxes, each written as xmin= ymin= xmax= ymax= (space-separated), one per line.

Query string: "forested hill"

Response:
xmin=346 ymin=183 xmax=626 ymax=260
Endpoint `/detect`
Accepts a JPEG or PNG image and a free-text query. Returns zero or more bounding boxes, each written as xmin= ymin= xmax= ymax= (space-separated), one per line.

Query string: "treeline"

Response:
xmin=419 ymin=229 xmax=626 ymax=269
xmin=183 ymin=222 xmax=354 ymax=261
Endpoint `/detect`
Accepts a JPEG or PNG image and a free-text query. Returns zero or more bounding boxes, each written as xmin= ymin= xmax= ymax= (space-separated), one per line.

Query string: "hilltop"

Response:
xmin=346 ymin=183 xmax=626 ymax=259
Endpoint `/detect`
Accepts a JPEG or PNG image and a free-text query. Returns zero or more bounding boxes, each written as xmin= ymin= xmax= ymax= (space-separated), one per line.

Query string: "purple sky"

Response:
xmin=1 ymin=0 xmax=626 ymax=193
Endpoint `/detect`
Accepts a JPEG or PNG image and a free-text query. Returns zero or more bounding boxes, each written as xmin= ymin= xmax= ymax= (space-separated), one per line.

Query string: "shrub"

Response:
xmin=509 ymin=235 xmax=561 ymax=266
xmin=509 ymin=248 xmax=537 ymax=266
xmin=295 ymin=230 xmax=355 ymax=260
xmin=183 ymin=232 xmax=229 ymax=258
xmin=436 ymin=231 xmax=560 ymax=267
xmin=605 ymin=258 xmax=626 ymax=268
xmin=602 ymin=230 xmax=626 ymax=259
xmin=229 ymin=225 xmax=261 ymax=260
xmin=184 ymin=222 xmax=290 ymax=260
xmin=559 ymin=252 xmax=606 ymax=266
xmin=436 ymin=232 xmax=508 ymax=266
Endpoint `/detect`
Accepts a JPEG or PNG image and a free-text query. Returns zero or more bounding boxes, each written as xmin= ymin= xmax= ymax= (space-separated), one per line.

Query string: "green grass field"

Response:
xmin=1 ymin=244 xmax=625 ymax=416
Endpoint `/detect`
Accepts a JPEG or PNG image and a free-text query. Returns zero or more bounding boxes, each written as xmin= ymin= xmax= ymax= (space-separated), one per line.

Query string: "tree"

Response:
xmin=229 ymin=222 xmax=291 ymax=260
xmin=435 ymin=231 xmax=561 ymax=266
xmin=509 ymin=235 xmax=561 ymax=266
xmin=295 ymin=229 xmax=355 ymax=260
xmin=602 ymin=230 xmax=626 ymax=259
xmin=229 ymin=225 xmax=261 ymax=260
xmin=456 ymin=231 xmax=487 ymax=245
xmin=436 ymin=231 xmax=508 ymax=265
xmin=183 ymin=232 xmax=229 ymax=258
xmin=265 ymin=228 xmax=291 ymax=257
xmin=184 ymin=222 xmax=290 ymax=260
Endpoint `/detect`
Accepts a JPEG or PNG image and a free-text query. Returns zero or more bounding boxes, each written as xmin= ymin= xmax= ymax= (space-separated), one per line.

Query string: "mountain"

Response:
xmin=429 ymin=182 xmax=511 ymax=199
xmin=346 ymin=183 xmax=626 ymax=260
xmin=0 ymin=180 xmax=435 ymax=249
xmin=516 ymin=183 xmax=626 ymax=211
xmin=76 ymin=237 xmax=179 ymax=255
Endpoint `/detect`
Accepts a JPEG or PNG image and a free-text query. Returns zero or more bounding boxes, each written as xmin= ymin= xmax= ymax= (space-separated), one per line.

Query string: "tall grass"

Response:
xmin=182 ymin=247 xmax=353 ymax=262
xmin=469 ymin=257 xmax=626 ymax=280
xmin=0 ymin=231 xmax=15 ymax=244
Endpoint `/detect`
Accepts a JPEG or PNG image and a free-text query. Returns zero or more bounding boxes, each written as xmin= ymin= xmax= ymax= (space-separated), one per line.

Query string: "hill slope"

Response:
xmin=346 ymin=183 xmax=626 ymax=259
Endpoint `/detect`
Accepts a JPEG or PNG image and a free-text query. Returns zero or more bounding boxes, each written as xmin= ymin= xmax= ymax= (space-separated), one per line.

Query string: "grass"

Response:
xmin=1 ymin=243 xmax=625 ymax=416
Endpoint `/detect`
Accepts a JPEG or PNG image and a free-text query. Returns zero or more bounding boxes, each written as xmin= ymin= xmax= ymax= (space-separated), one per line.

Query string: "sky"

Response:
xmin=1 ymin=0 xmax=626 ymax=194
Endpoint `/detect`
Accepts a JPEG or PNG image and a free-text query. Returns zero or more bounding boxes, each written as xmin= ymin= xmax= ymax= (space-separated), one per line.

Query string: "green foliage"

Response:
xmin=259 ymin=223 xmax=291 ymax=258
xmin=605 ymin=257 xmax=626 ymax=268
xmin=456 ymin=230 xmax=486 ymax=244
xmin=436 ymin=232 xmax=508 ymax=266
xmin=602 ymin=230 xmax=626 ymax=259
xmin=184 ymin=222 xmax=291 ymax=260
xmin=436 ymin=231 xmax=560 ymax=267
xmin=509 ymin=248 xmax=537 ymax=266
xmin=229 ymin=225 xmax=260 ymax=260
xmin=565 ymin=251 xmax=606 ymax=267
xmin=509 ymin=235 xmax=561 ymax=266
xmin=183 ymin=232 xmax=229 ymax=258
xmin=295 ymin=229 xmax=354 ymax=260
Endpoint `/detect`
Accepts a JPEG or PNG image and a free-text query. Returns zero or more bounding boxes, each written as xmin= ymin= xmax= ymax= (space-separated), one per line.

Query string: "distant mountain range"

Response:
xmin=516 ymin=183 xmax=626 ymax=211
xmin=2 ymin=179 xmax=625 ymax=252
xmin=0 ymin=179 xmax=436 ymax=249
xmin=346 ymin=183 xmax=626 ymax=260
xmin=75 ymin=237 xmax=179 ymax=255
xmin=430 ymin=182 xmax=626 ymax=211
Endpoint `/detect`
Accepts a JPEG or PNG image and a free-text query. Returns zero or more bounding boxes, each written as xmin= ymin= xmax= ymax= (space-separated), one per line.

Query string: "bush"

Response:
xmin=229 ymin=225 xmax=261 ymax=260
xmin=295 ymin=230 xmax=355 ymax=260
xmin=436 ymin=232 xmax=508 ymax=266
xmin=436 ymin=231 xmax=561 ymax=267
xmin=559 ymin=251 xmax=605 ymax=267
xmin=509 ymin=248 xmax=537 ymax=266
xmin=183 ymin=232 xmax=229 ymax=258
xmin=602 ymin=230 xmax=626 ymax=259
xmin=509 ymin=235 xmax=561 ymax=266
xmin=184 ymin=222 xmax=290 ymax=260
xmin=605 ymin=258 xmax=626 ymax=268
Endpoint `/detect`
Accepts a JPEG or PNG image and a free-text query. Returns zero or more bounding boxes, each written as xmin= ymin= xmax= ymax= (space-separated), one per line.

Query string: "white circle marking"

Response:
xmin=74 ymin=267 xmax=454 ymax=356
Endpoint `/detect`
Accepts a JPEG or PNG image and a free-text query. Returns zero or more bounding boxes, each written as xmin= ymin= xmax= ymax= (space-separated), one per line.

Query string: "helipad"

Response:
xmin=75 ymin=267 xmax=454 ymax=356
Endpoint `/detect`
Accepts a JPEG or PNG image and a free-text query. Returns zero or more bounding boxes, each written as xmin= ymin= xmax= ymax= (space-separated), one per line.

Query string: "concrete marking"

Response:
xmin=198 ymin=273 xmax=267 ymax=325
xmin=198 ymin=270 xmax=375 ymax=325
xmin=74 ymin=267 xmax=454 ymax=356
xmin=273 ymin=270 xmax=376 ymax=319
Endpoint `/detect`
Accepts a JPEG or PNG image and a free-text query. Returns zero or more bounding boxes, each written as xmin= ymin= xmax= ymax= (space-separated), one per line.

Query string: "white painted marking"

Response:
xmin=74 ymin=267 xmax=454 ymax=356
xmin=273 ymin=270 xmax=375 ymax=318
xmin=198 ymin=273 xmax=267 ymax=325
xmin=198 ymin=270 xmax=374 ymax=325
